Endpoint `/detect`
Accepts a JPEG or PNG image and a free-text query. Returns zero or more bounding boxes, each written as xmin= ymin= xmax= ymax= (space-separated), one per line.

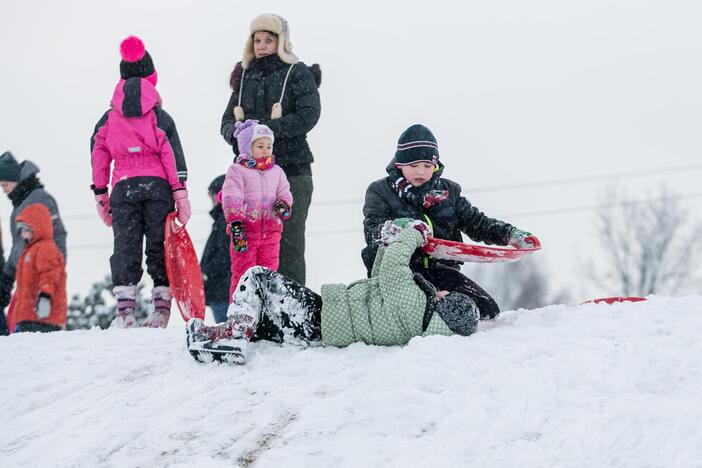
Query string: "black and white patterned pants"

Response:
xmin=232 ymin=266 xmax=322 ymax=345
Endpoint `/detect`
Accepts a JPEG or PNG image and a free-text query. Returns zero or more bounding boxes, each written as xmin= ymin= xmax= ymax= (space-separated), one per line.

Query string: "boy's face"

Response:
xmin=0 ymin=181 xmax=17 ymax=194
xmin=251 ymin=138 xmax=273 ymax=159
xmin=399 ymin=162 xmax=435 ymax=187
xmin=253 ymin=31 xmax=278 ymax=59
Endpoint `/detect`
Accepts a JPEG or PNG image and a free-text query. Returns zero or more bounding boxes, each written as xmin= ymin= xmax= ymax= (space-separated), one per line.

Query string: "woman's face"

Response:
xmin=253 ymin=31 xmax=278 ymax=58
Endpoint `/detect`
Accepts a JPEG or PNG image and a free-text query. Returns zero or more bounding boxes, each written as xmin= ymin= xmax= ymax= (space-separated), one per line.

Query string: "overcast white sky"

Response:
xmin=1 ymin=0 xmax=701 ymax=303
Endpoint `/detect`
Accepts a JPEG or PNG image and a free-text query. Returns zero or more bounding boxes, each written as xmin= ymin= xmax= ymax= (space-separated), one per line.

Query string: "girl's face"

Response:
xmin=251 ymin=138 xmax=273 ymax=159
xmin=20 ymin=229 xmax=33 ymax=242
xmin=253 ymin=31 xmax=278 ymax=58
xmin=399 ymin=162 xmax=435 ymax=187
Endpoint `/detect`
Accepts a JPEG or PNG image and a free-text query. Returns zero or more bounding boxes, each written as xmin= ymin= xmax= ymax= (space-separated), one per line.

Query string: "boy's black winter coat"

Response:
xmin=362 ymin=176 xmax=513 ymax=275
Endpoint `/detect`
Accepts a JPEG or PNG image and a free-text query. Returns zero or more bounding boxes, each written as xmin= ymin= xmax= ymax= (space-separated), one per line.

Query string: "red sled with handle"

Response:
xmin=164 ymin=212 xmax=206 ymax=321
xmin=421 ymin=235 xmax=542 ymax=263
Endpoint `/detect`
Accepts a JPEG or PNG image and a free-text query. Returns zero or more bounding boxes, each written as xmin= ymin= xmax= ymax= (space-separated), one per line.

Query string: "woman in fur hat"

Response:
xmin=220 ymin=13 xmax=321 ymax=286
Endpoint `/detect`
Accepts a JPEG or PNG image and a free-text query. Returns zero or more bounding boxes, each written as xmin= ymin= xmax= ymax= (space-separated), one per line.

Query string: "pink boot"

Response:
xmin=110 ymin=285 xmax=138 ymax=329
xmin=142 ymin=286 xmax=172 ymax=328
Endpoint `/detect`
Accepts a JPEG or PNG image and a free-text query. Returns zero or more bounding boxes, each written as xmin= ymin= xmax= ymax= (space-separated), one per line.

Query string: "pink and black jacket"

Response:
xmin=90 ymin=77 xmax=187 ymax=192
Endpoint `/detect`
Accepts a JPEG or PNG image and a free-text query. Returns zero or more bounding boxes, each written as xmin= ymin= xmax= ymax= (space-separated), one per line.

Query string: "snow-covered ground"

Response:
xmin=2 ymin=296 xmax=701 ymax=468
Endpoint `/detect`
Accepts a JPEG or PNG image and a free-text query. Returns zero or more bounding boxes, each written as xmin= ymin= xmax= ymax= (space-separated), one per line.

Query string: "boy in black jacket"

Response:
xmin=362 ymin=124 xmax=535 ymax=320
xmin=200 ymin=175 xmax=231 ymax=323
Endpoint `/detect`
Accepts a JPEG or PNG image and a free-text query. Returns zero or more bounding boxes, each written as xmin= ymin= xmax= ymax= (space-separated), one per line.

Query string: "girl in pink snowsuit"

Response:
xmin=90 ymin=36 xmax=191 ymax=329
xmin=222 ymin=119 xmax=293 ymax=299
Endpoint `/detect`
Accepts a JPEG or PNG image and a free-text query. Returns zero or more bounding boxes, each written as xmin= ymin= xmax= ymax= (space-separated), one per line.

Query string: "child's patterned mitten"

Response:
xmin=229 ymin=221 xmax=248 ymax=252
xmin=508 ymin=227 xmax=534 ymax=249
xmin=273 ymin=200 xmax=291 ymax=220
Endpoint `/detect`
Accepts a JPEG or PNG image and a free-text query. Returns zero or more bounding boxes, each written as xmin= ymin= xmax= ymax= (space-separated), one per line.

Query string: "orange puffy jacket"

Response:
xmin=12 ymin=204 xmax=67 ymax=328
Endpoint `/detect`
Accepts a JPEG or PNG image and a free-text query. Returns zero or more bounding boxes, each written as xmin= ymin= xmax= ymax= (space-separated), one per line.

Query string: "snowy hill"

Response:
xmin=2 ymin=296 xmax=702 ymax=468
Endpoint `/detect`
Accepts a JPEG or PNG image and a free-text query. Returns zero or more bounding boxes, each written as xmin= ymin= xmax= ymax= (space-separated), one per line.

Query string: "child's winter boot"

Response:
xmin=142 ymin=286 xmax=172 ymax=328
xmin=111 ymin=285 xmax=138 ymax=328
xmin=187 ymin=312 xmax=257 ymax=364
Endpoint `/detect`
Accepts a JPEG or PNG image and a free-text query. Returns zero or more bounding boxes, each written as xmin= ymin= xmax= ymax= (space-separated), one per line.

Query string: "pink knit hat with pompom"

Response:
xmin=119 ymin=36 xmax=157 ymax=86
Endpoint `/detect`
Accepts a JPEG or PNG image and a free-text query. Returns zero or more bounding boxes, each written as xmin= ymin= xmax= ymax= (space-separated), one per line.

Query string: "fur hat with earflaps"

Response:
xmin=241 ymin=13 xmax=299 ymax=69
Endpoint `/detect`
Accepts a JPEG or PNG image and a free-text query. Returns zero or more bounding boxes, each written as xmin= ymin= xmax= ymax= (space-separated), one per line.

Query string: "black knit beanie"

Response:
xmin=0 ymin=151 xmax=21 ymax=182
xmin=208 ymin=174 xmax=225 ymax=195
xmin=394 ymin=124 xmax=440 ymax=166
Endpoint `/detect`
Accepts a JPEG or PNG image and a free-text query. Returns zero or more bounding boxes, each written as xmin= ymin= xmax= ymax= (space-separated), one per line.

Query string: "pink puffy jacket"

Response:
xmin=91 ymin=78 xmax=187 ymax=190
xmin=221 ymin=162 xmax=293 ymax=242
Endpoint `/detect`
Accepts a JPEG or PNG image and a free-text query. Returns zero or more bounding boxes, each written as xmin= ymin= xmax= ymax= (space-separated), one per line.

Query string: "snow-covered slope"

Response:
xmin=2 ymin=296 xmax=701 ymax=467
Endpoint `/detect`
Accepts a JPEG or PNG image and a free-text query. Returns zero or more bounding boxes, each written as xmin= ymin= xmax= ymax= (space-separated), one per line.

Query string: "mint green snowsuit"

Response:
xmin=320 ymin=228 xmax=454 ymax=347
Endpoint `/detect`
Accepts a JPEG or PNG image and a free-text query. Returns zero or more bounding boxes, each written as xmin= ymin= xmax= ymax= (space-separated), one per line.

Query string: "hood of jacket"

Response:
xmin=16 ymin=203 xmax=53 ymax=243
xmin=18 ymin=160 xmax=40 ymax=181
xmin=110 ymin=77 xmax=161 ymax=118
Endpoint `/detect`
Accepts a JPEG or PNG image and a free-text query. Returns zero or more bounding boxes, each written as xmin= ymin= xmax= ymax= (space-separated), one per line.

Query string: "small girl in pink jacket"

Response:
xmin=222 ymin=119 xmax=293 ymax=298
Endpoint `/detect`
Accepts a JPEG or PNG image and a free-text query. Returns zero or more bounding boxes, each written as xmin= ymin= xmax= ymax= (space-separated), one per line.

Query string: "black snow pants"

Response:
xmin=110 ymin=177 xmax=174 ymax=287
xmin=231 ymin=266 xmax=322 ymax=345
xmin=422 ymin=262 xmax=501 ymax=320
xmin=278 ymin=175 xmax=313 ymax=285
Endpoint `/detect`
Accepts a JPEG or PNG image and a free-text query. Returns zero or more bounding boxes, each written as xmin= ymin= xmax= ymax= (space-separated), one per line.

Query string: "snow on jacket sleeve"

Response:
xmin=263 ymin=65 xmax=321 ymax=139
xmin=90 ymin=111 xmax=112 ymax=189
xmin=221 ymin=165 xmax=247 ymax=223
xmin=275 ymin=167 xmax=293 ymax=207
xmin=154 ymin=108 xmax=188 ymax=189
xmin=455 ymin=183 xmax=513 ymax=245
xmin=362 ymin=182 xmax=392 ymax=247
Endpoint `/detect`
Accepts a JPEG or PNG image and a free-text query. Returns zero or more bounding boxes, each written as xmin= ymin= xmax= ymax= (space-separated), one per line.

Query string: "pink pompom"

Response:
xmin=120 ymin=36 xmax=146 ymax=62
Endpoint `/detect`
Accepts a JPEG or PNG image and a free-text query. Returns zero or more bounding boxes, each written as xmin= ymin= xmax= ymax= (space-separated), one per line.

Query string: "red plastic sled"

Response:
xmin=164 ymin=212 xmax=205 ymax=321
xmin=582 ymin=297 xmax=647 ymax=305
xmin=421 ymin=236 xmax=542 ymax=263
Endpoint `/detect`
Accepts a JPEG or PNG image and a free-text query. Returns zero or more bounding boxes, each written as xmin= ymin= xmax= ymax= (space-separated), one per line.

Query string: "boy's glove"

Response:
xmin=36 ymin=293 xmax=51 ymax=319
xmin=173 ymin=189 xmax=191 ymax=225
xmin=273 ymin=200 xmax=291 ymax=220
xmin=229 ymin=221 xmax=248 ymax=252
xmin=508 ymin=227 xmax=534 ymax=249
xmin=380 ymin=218 xmax=432 ymax=246
xmin=94 ymin=192 xmax=112 ymax=227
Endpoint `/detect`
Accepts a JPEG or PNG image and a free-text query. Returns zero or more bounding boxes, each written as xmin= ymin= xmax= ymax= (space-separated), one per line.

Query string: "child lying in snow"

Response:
xmin=186 ymin=219 xmax=481 ymax=364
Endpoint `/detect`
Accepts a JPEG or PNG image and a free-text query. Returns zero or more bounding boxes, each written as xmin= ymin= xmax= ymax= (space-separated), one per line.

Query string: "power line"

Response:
xmin=312 ymin=162 xmax=702 ymax=207
xmin=64 ymin=190 xmax=702 ymax=250
xmin=59 ymin=162 xmax=702 ymax=220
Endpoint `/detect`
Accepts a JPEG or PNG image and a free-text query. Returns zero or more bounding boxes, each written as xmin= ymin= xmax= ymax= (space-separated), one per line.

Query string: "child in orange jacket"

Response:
xmin=9 ymin=203 xmax=67 ymax=333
